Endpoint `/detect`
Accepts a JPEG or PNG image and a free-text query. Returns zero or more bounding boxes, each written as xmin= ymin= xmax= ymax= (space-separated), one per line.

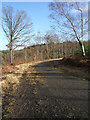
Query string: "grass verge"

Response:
xmin=53 ymin=56 xmax=89 ymax=80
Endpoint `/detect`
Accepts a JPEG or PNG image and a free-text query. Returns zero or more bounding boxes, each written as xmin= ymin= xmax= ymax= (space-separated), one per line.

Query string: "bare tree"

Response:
xmin=2 ymin=6 xmax=33 ymax=64
xmin=33 ymin=32 xmax=43 ymax=60
xmin=44 ymin=31 xmax=59 ymax=59
xmin=49 ymin=2 xmax=88 ymax=56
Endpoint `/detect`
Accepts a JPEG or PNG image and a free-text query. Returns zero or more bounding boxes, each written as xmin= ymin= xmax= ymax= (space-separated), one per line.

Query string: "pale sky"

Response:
xmin=0 ymin=1 xmax=89 ymax=50
xmin=1 ymin=2 xmax=51 ymax=50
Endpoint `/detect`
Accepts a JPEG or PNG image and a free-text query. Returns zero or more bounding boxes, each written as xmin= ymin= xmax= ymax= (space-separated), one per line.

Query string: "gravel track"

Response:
xmin=2 ymin=59 xmax=88 ymax=119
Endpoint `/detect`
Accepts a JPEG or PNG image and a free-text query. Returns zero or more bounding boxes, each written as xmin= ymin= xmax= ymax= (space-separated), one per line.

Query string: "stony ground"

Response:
xmin=1 ymin=59 xmax=88 ymax=119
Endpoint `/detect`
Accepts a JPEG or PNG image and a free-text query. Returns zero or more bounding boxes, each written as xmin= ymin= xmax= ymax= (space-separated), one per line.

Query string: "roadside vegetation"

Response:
xmin=53 ymin=56 xmax=89 ymax=80
xmin=1 ymin=41 xmax=90 ymax=77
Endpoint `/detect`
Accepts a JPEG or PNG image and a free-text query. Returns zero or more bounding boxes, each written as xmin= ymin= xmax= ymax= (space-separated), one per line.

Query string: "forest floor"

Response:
xmin=1 ymin=58 xmax=89 ymax=119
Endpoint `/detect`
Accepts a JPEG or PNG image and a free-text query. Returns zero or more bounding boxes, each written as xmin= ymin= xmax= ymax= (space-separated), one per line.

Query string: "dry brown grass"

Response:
xmin=2 ymin=65 xmax=15 ymax=75
xmin=2 ymin=60 xmax=32 ymax=75
xmin=53 ymin=56 xmax=90 ymax=80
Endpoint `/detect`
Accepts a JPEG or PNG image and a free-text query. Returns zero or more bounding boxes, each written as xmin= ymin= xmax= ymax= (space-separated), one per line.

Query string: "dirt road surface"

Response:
xmin=2 ymin=59 xmax=88 ymax=119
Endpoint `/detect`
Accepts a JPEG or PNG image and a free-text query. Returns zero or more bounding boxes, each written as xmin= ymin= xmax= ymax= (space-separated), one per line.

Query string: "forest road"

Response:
xmin=4 ymin=59 xmax=88 ymax=119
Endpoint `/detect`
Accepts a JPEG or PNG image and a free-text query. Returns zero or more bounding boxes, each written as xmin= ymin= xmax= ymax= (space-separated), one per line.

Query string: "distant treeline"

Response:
xmin=1 ymin=40 xmax=89 ymax=65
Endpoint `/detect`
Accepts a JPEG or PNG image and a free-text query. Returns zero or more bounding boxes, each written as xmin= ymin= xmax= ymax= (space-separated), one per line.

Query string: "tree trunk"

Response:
xmin=46 ymin=44 xmax=49 ymax=59
xmin=81 ymin=11 xmax=86 ymax=57
xmin=10 ymin=49 xmax=13 ymax=65
xmin=24 ymin=48 xmax=27 ymax=61
xmin=82 ymin=43 xmax=85 ymax=56
xmin=62 ymin=43 xmax=63 ymax=57
xmin=78 ymin=40 xmax=85 ymax=56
